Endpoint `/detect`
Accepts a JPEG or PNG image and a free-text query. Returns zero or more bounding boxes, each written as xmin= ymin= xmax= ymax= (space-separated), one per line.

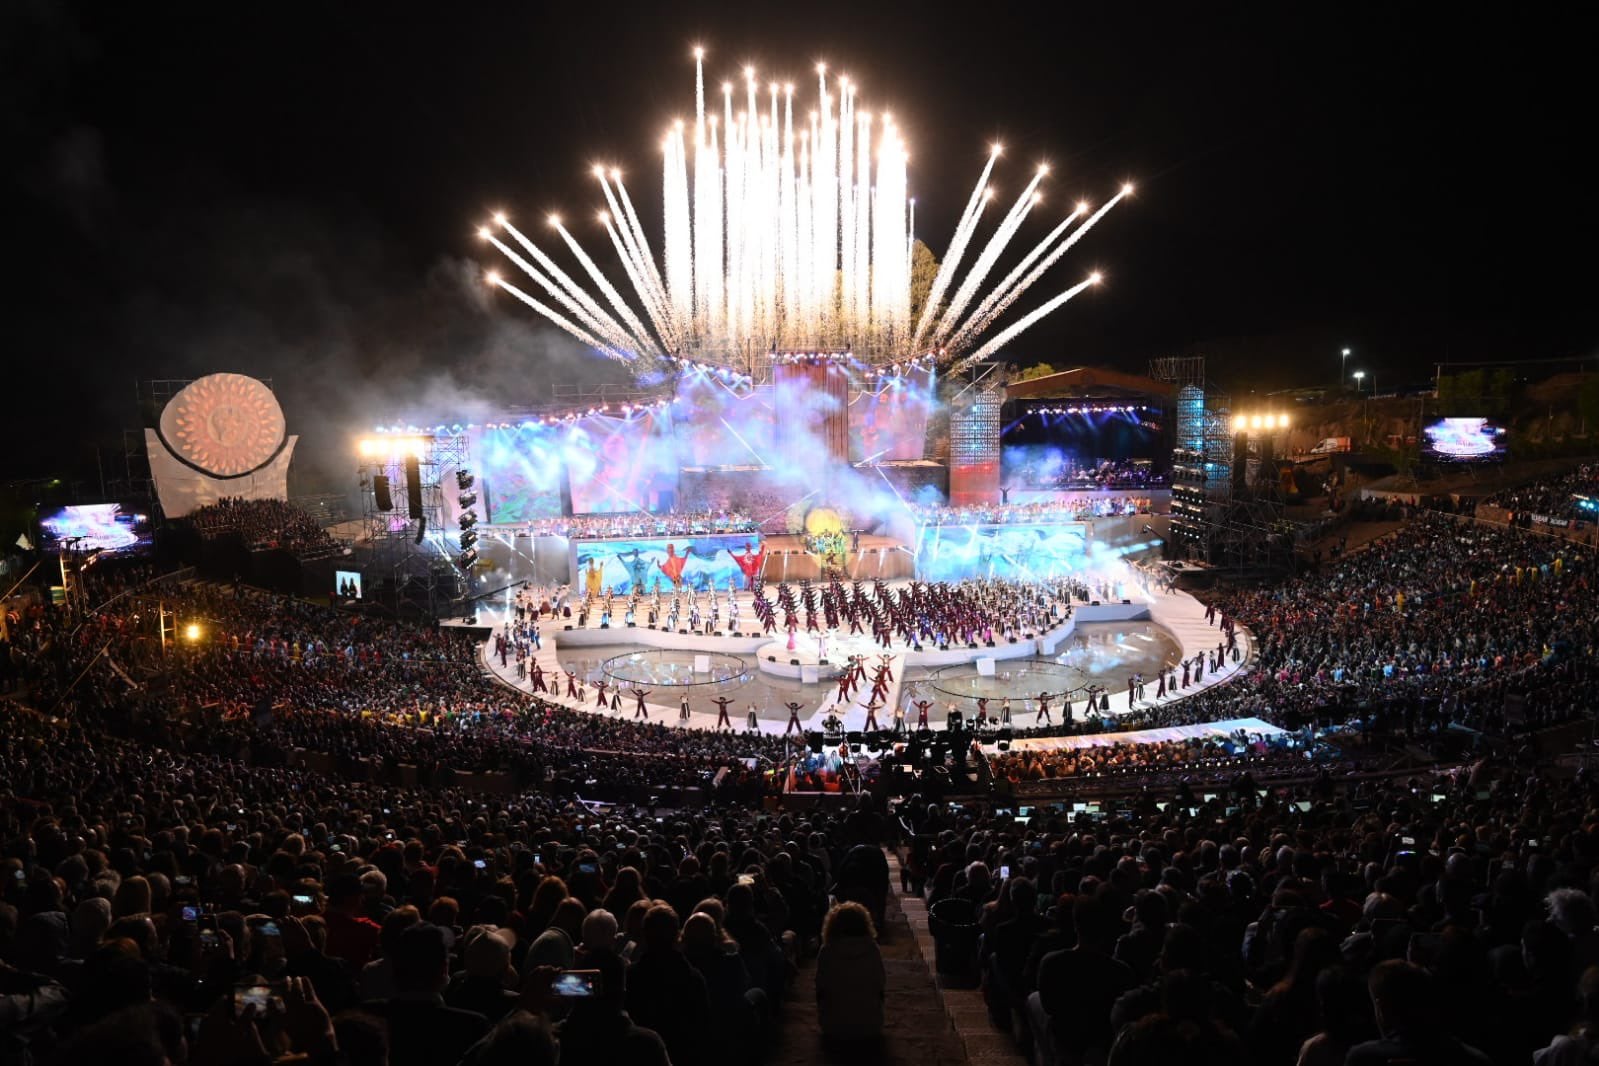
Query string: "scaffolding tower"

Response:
xmin=358 ymin=434 xmax=469 ymax=620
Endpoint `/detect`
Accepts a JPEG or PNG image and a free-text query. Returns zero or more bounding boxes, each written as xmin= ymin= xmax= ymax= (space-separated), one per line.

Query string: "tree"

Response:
xmin=908 ymin=240 xmax=940 ymax=330
xmin=1013 ymin=363 xmax=1058 ymax=382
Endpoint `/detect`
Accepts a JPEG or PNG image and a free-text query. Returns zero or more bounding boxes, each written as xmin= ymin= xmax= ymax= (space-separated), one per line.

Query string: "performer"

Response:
xmin=594 ymin=679 xmax=609 ymax=709
xmin=1000 ymin=697 xmax=1012 ymax=725
xmin=656 ymin=543 xmax=694 ymax=588
xmin=747 ymin=703 xmax=759 ymax=732
xmin=733 ymin=542 xmax=767 ymax=589
xmin=713 ymin=695 xmax=734 ymax=730
xmin=914 ymin=698 xmax=933 ymax=731
xmin=583 ymin=557 xmax=604 ymax=599
xmin=530 ymin=662 xmax=546 ymax=694
xmin=864 ymin=699 xmax=882 ymax=731
xmin=565 ymin=670 xmax=578 ymax=700
xmin=679 ymin=694 xmax=691 ymax=724
xmin=784 ymin=701 xmax=805 ymax=736
xmin=609 ymin=687 xmax=621 ymax=713
xmin=1035 ymin=691 xmax=1052 ymax=725
xmin=631 ymin=688 xmax=651 ymax=719
xmin=892 ymin=701 xmax=906 ymax=733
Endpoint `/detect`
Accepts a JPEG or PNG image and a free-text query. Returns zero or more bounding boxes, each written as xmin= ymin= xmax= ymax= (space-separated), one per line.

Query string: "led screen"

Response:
xmin=39 ymin=504 xmax=145 ymax=552
xmin=1421 ymin=417 xmax=1507 ymax=462
xmin=566 ymin=410 xmax=680 ymax=515
xmin=914 ymin=522 xmax=1087 ymax=583
xmin=572 ymin=534 xmax=766 ymax=596
xmin=849 ymin=366 xmax=934 ymax=461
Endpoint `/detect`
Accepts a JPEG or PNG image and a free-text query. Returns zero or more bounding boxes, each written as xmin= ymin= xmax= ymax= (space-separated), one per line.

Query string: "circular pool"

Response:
xmin=600 ymin=648 xmax=751 ymax=688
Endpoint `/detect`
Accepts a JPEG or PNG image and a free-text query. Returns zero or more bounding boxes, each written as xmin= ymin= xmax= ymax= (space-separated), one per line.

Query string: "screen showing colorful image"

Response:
xmin=1422 ymin=417 xmax=1507 ymax=462
xmin=567 ymin=410 xmax=680 ymax=514
xmin=674 ymin=373 xmax=777 ymax=467
xmin=39 ymin=504 xmax=144 ymax=552
xmin=915 ymin=522 xmax=1087 ymax=582
xmin=468 ymin=426 xmax=567 ymax=523
xmin=850 ymin=366 xmax=934 ymax=461
xmin=572 ymin=534 xmax=765 ymax=595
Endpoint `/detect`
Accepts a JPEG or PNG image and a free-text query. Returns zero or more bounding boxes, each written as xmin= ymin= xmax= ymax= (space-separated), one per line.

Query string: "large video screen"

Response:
xmin=40 ymin=504 xmax=147 ymax=552
xmin=850 ymin=366 xmax=934 ymax=462
xmin=572 ymin=534 xmax=765 ymax=595
xmin=567 ymin=410 xmax=680 ymax=515
xmin=914 ymin=522 xmax=1087 ymax=583
xmin=1422 ymin=417 xmax=1507 ymax=462
xmin=467 ymin=426 xmax=567 ymax=524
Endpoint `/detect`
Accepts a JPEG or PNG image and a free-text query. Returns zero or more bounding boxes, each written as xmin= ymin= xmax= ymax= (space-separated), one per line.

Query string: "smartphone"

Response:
xmin=233 ymin=981 xmax=284 ymax=1018
xmin=999 ymin=865 xmax=1011 ymax=879
xmin=181 ymin=905 xmax=200 ymax=924
xmin=13 ymin=869 xmax=26 ymax=882
xmin=201 ymin=929 xmax=220 ymax=950
xmin=1017 ymin=806 xmax=1032 ymax=818
xmin=174 ymin=876 xmax=193 ymax=887
xmin=385 ymin=832 xmax=394 ymax=840
xmin=1401 ymin=836 xmax=1416 ymax=846
xmin=474 ymin=859 xmax=488 ymax=870
xmin=737 ymin=874 xmax=756 ymax=887
xmin=578 ymin=862 xmax=598 ymax=876
xmin=257 ymin=921 xmax=281 ymax=938
xmin=292 ymin=893 xmax=314 ymax=907
xmin=534 ymin=854 xmax=542 ymax=866
xmin=1295 ymin=801 xmax=1312 ymax=812
xmin=551 ymin=970 xmax=601 ymax=998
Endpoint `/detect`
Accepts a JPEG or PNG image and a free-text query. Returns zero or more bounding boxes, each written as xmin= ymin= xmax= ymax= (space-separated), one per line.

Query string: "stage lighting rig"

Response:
xmin=459 ymin=530 xmax=478 ymax=550
xmin=456 ymin=469 xmax=474 ymax=491
xmin=455 ymin=548 xmax=479 ymax=570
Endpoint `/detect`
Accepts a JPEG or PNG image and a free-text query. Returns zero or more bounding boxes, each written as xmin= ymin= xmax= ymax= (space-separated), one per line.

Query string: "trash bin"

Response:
xmin=929 ymin=897 xmax=981 ymax=980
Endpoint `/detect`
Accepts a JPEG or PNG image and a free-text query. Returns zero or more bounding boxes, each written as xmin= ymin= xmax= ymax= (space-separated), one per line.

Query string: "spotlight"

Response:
xmin=183 ymin=623 xmax=202 ymax=642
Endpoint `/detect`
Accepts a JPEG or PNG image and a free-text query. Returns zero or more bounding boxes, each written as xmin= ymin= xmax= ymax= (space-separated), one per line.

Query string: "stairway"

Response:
xmin=889 ymin=852 xmax=1029 ymax=1066
xmin=771 ymin=852 xmax=1024 ymax=1066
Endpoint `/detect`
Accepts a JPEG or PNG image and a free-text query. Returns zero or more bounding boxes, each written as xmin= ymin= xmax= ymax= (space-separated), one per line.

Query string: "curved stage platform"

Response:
xmin=475 ymin=576 xmax=1254 ymax=744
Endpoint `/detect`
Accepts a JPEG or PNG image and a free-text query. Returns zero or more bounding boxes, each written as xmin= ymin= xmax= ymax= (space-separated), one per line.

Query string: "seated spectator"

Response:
xmin=815 ymin=901 xmax=884 ymax=1043
xmin=366 ymin=923 xmax=490 ymax=1066
xmin=1346 ymin=960 xmax=1491 ymax=1065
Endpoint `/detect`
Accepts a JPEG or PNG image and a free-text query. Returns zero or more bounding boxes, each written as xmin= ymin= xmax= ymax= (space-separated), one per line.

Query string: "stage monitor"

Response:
xmin=39 ymin=504 xmax=147 ymax=552
xmin=1421 ymin=417 xmax=1507 ymax=462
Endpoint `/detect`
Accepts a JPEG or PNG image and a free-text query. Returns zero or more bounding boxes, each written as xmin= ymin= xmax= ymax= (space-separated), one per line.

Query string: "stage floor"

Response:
xmin=473 ymin=574 xmax=1254 ymax=742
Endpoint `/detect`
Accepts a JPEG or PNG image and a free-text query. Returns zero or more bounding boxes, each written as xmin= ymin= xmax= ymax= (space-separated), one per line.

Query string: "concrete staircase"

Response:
xmin=775 ymin=859 xmax=969 ymax=1066
xmin=888 ymin=851 xmax=1028 ymax=1066
xmin=772 ymin=851 xmax=1026 ymax=1066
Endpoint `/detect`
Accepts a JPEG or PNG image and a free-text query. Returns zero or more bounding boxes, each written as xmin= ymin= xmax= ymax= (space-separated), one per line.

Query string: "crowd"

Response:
xmin=913 ymin=496 xmax=1156 ymax=527
xmin=185 ymin=499 xmax=341 ymax=557
xmin=4 ymin=492 xmax=1599 ymax=1062
xmin=514 ymin=512 xmax=760 ymax=540
xmin=1010 ymin=458 xmax=1169 ymax=492
xmin=1487 ymin=463 xmax=1599 ymax=525
xmin=0 ymin=705 xmax=893 ymax=1066
xmin=899 ymin=748 xmax=1599 ymax=1065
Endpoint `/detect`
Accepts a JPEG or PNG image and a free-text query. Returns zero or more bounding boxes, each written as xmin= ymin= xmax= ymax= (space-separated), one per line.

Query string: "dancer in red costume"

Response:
xmin=655 ymin=543 xmax=694 ymax=588
xmin=733 ymin=542 xmax=767 ymax=589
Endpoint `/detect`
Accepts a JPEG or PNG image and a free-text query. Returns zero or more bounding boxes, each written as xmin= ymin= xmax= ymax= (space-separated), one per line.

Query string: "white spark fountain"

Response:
xmin=482 ymin=50 xmax=1128 ymax=370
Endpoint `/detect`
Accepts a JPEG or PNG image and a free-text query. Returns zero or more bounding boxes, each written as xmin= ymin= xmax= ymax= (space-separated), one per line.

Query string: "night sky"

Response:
xmin=4 ymin=3 xmax=1595 ymax=490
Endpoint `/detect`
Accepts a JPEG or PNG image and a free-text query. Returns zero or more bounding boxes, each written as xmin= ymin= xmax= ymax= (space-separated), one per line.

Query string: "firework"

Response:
xmin=482 ymin=50 xmax=1127 ymax=370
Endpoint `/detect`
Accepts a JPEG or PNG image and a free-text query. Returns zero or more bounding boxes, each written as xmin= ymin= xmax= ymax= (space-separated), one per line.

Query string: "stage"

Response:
xmin=472 ymin=574 xmax=1253 ymax=741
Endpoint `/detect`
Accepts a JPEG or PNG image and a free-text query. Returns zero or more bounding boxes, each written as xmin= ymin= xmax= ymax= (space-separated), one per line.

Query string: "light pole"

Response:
xmin=1352 ymin=370 xmax=1365 ymax=393
xmin=1341 ymin=347 xmax=1351 ymax=389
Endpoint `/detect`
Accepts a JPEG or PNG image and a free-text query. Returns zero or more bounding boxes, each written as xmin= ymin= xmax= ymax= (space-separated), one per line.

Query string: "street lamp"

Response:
xmin=1352 ymin=370 xmax=1366 ymax=393
xmin=1341 ymin=348 xmax=1351 ymax=388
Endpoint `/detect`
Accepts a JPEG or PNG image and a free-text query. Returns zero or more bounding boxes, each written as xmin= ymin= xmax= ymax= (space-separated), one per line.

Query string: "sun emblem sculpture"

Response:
xmin=159 ymin=373 xmax=287 ymax=477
